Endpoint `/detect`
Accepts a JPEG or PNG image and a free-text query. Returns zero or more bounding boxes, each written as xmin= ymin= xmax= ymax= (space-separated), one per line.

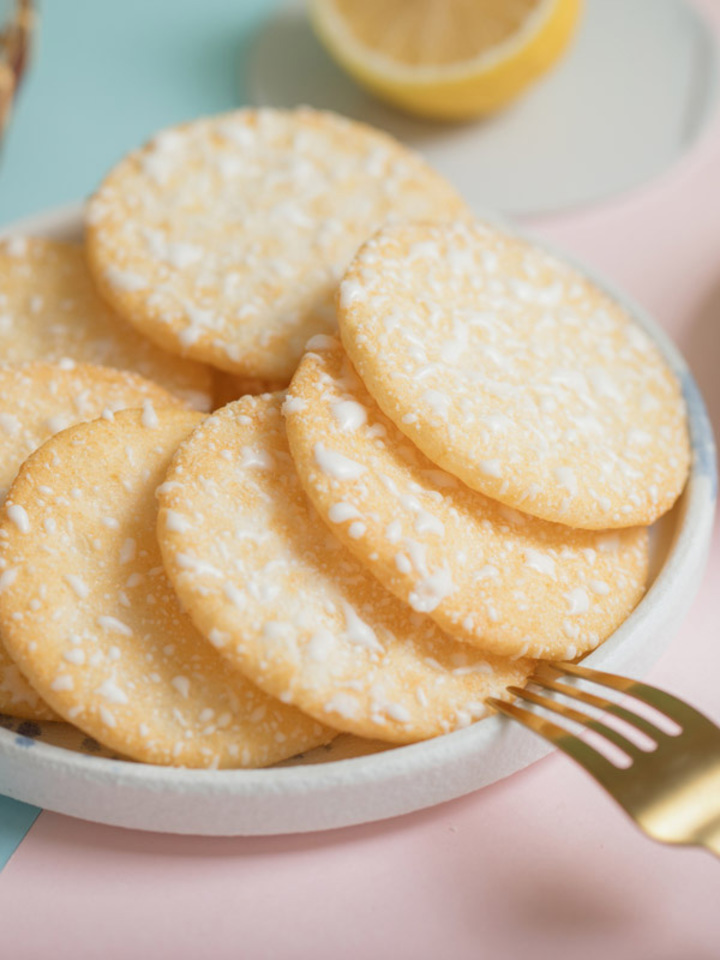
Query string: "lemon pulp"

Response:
xmin=311 ymin=0 xmax=582 ymax=119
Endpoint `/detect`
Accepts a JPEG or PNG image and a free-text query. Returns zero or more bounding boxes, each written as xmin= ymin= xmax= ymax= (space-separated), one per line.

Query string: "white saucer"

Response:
xmin=248 ymin=0 xmax=718 ymax=217
xmin=0 ymin=205 xmax=715 ymax=835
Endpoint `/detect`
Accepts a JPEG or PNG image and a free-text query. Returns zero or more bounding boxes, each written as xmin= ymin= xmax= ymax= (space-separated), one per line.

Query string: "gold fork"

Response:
xmin=487 ymin=662 xmax=720 ymax=857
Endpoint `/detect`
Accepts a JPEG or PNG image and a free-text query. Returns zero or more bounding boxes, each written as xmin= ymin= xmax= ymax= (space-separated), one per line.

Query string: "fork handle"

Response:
xmin=700 ymin=821 xmax=720 ymax=858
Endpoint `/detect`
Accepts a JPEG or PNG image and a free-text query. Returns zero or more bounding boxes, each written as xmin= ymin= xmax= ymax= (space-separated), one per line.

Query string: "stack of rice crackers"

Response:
xmin=0 ymin=108 xmax=689 ymax=768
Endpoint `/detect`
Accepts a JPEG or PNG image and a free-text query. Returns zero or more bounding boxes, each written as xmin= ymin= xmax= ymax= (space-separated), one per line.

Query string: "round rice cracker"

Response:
xmin=0 ymin=237 xmax=213 ymax=410
xmin=85 ymin=107 xmax=469 ymax=382
xmin=0 ymin=661 xmax=52 ymax=722
xmin=156 ymin=394 xmax=531 ymax=744
xmin=0 ymin=409 xmax=332 ymax=767
xmin=0 ymin=362 xmax=187 ymax=722
xmin=338 ymin=221 xmax=690 ymax=530
xmin=285 ymin=341 xmax=649 ymax=660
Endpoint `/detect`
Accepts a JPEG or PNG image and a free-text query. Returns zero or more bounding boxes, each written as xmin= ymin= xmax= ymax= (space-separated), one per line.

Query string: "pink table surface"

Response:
xmin=2 ymin=7 xmax=720 ymax=957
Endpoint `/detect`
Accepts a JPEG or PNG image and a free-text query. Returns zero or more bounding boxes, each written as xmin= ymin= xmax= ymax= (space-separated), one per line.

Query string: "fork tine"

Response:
xmin=506 ymin=684 xmax=641 ymax=759
xmin=487 ymin=696 xmax=619 ymax=787
xmin=551 ymin=663 xmax=715 ymax=730
xmin=529 ymin=666 xmax=665 ymax=743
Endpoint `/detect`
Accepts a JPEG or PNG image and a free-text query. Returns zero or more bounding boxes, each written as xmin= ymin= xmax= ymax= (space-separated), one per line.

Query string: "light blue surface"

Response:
xmin=0 ymin=794 xmax=41 ymax=869
xmin=0 ymin=0 xmax=275 ymax=223
xmin=0 ymin=0 xmax=275 ymax=861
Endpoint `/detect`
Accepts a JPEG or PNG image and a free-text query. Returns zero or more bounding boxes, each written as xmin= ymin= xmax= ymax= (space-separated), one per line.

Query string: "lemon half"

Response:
xmin=311 ymin=0 xmax=582 ymax=120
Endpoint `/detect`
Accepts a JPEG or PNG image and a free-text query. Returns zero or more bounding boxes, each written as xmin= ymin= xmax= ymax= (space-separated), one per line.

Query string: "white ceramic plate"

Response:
xmin=0 ymin=205 xmax=715 ymax=836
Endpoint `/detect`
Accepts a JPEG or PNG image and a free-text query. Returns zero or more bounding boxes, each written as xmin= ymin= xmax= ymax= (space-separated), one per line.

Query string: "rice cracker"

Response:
xmin=0 ymin=237 xmax=213 ymax=409
xmin=285 ymin=340 xmax=649 ymax=660
xmin=338 ymin=220 xmax=690 ymax=529
xmin=0 ymin=362 xmax=186 ymax=721
xmin=85 ymin=107 xmax=468 ymax=381
xmin=157 ymin=394 xmax=530 ymax=744
xmin=0 ymin=408 xmax=332 ymax=766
